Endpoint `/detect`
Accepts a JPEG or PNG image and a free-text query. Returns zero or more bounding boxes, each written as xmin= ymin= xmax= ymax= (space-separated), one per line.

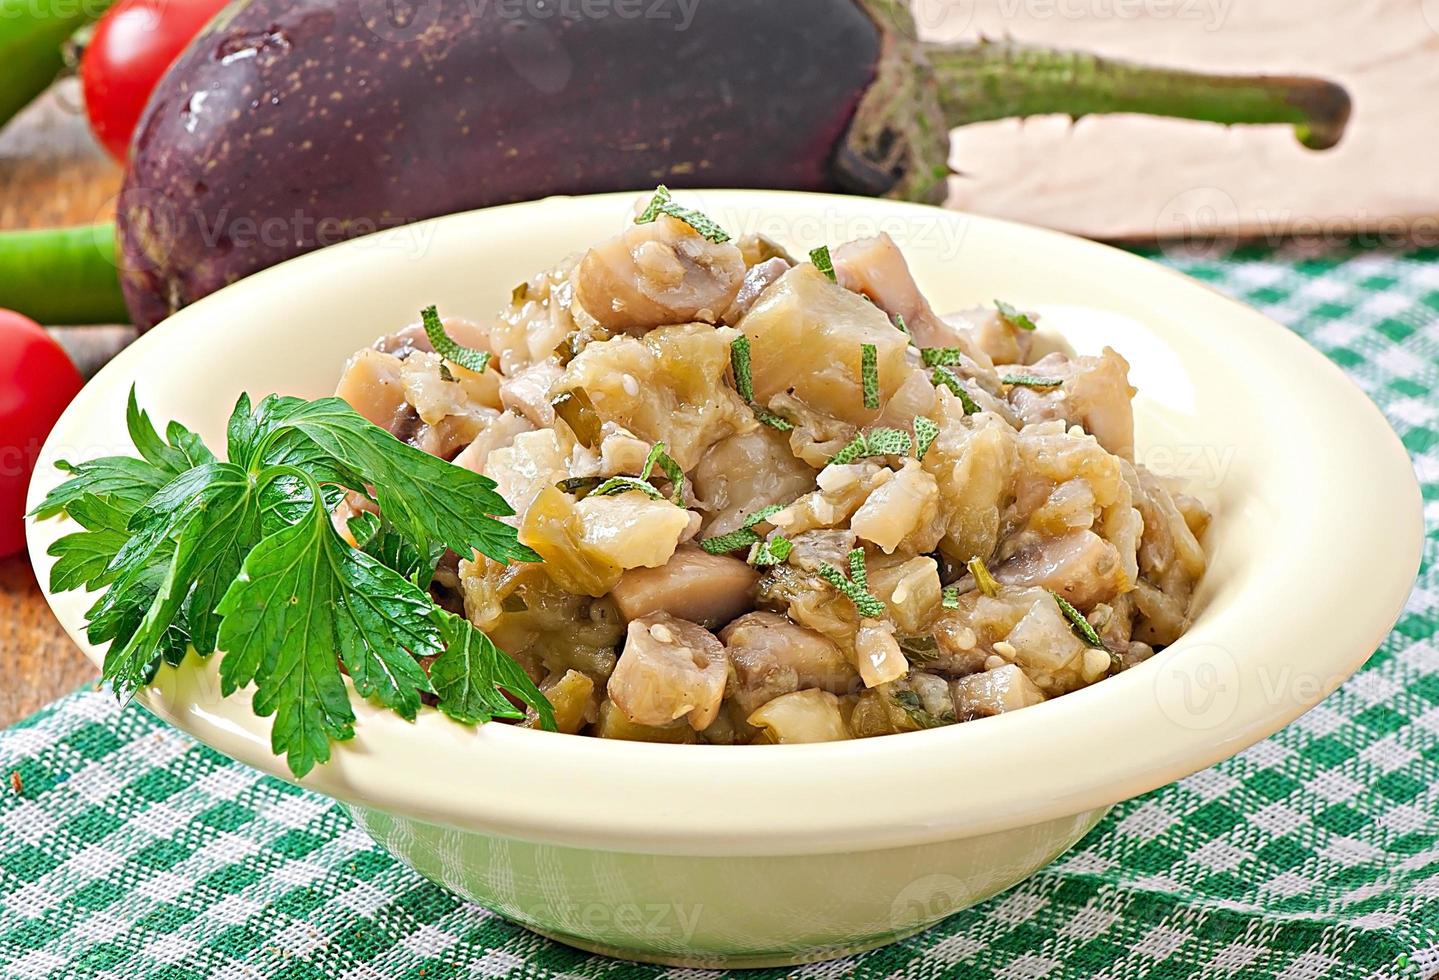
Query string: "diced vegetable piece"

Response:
xmin=1002 ymin=595 xmax=1089 ymax=694
xmin=720 ymin=611 xmax=858 ymax=714
xmin=575 ymin=491 xmax=691 ymax=570
xmin=952 ymin=665 xmax=1047 ymax=718
xmin=593 ymin=700 xmax=697 ymax=743
xmin=575 ymin=214 xmax=746 ymax=333
xmin=854 ymin=617 xmax=908 ymax=688
xmin=607 ymin=613 xmax=728 ymax=731
xmin=994 ymin=529 xmax=1129 ymax=609
xmin=1006 ymin=349 xmax=1137 ymax=460
xmin=556 ymin=323 xmax=753 ymax=470
xmin=335 ymin=348 xmax=411 ymax=432
xmin=610 ymin=545 xmax=760 ymax=628
xmin=850 ymin=459 xmax=943 ymax=555
xmin=868 ymin=555 xmax=943 ymax=634
xmin=738 ymin=265 xmax=910 ymax=425
xmin=528 ymin=669 xmax=596 ymax=734
xmin=748 ymin=689 xmax=850 ymax=743
xmin=692 ymin=425 xmax=816 ymax=536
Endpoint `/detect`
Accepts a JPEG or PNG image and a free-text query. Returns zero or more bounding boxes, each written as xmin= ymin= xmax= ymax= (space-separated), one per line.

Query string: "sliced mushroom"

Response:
xmin=610 ymin=545 xmax=759 ymax=628
xmin=720 ymin=611 xmax=859 ymax=714
xmin=575 ymin=214 xmax=746 ymax=333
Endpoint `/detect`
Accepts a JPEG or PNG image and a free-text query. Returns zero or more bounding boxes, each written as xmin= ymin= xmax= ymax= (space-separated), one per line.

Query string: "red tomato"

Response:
xmin=80 ymin=0 xmax=231 ymax=161
xmin=0 ymin=311 xmax=84 ymax=559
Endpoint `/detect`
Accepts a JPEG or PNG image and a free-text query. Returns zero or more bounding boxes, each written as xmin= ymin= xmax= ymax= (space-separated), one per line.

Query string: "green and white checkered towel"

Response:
xmin=3 ymin=242 xmax=1437 ymax=980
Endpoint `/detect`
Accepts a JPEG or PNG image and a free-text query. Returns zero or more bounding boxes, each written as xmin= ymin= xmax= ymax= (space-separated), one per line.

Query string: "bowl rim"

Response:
xmin=26 ymin=190 xmax=1424 ymax=857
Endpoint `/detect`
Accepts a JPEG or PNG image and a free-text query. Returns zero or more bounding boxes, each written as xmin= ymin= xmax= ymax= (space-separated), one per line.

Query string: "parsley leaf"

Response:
xmin=635 ymin=185 xmax=731 ymax=243
xmin=431 ymin=612 xmax=555 ymax=730
xmin=35 ymin=388 xmax=552 ymax=778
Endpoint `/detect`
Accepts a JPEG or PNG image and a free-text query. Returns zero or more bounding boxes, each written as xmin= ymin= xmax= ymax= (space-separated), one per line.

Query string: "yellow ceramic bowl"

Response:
xmin=26 ymin=192 xmax=1423 ymax=968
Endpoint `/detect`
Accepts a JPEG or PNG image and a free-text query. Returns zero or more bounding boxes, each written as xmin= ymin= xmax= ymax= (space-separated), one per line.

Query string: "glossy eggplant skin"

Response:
xmin=118 ymin=0 xmax=881 ymax=329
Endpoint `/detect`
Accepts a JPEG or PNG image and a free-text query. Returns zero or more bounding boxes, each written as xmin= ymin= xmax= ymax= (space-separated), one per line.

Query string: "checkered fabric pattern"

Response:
xmin=2 ymin=242 xmax=1437 ymax=980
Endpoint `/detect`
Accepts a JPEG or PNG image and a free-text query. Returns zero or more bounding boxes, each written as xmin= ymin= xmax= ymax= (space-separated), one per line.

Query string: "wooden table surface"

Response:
xmin=1 ymin=85 xmax=133 ymax=727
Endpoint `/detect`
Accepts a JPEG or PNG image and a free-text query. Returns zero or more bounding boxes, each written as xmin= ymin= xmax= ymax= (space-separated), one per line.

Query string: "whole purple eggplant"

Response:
xmin=117 ymin=0 xmax=1350 ymax=330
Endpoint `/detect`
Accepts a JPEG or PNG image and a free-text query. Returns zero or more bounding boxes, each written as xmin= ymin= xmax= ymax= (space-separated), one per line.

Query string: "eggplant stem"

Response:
xmin=922 ymin=40 xmax=1351 ymax=150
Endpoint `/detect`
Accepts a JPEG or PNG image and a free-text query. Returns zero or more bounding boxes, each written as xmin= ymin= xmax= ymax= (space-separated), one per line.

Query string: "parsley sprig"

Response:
xmin=34 ymin=388 xmax=553 ymax=778
xmin=636 ymin=185 xmax=731 ymax=243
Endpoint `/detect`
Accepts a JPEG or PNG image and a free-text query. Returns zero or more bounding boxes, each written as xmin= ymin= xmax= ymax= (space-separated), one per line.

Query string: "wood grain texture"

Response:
xmin=926 ymin=0 xmax=1438 ymax=240
xmin=1 ymin=82 xmax=131 ymax=727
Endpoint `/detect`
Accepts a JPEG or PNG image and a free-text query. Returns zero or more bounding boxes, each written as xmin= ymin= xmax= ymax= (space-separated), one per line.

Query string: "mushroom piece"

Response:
xmin=607 ymin=613 xmax=729 ymax=731
xmin=575 ymin=213 xmax=746 ymax=333
xmin=720 ymin=611 xmax=859 ymax=714
xmin=610 ymin=546 xmax=760 ymax=628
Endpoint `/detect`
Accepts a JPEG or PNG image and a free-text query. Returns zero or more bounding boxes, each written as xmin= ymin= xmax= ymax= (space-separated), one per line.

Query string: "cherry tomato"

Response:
xmin=0 ymin=311 xmax=84 ymax=559
xmin=80 ymin=0 xmax=230 ymax=162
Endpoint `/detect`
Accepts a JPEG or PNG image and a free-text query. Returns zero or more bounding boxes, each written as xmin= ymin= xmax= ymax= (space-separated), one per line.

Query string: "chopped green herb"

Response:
xmin=892 ymin=688 xmax=954 ymax=729
xmin=511 ymin=281 xmax=529 ymax=305
xmin=747 ymin=534 xmax=793 ymax=567
xmin=931 ymin=367 xmax=982 ymax=415
xmin=846 ymin=548 xmax=870 ymax=591
xmin=941 ymin=585 xmax=961 ymax=609
xmin=729 ymin=336 xmax=795 ymax=431
xmin=33 ymin=387 xmax=549 ymax=778
xmin=699 ymin=503 xmax=787 ymax=554
xmin=893 ymin=313 xmax=910 ymax=336
xmin=897 ymin=633 xmax=939 ymax=662
xmin=555 ymin=475 xmax=604 ymax=499
xmin=640 ymin=442 xmax=686 ymax=506
xmin=817 ymin=558 xmax=886 ymax=618
xmin=421 ymin=305 xmax=490 ymax=374
xmin=635 ymin=185 xmax=731 ymax=243
xmin=914 ymin=415 xmax=939 ymax=459
xmin=1001 ymin=374 xmax=1063 ymax=388
xmin=753 ymin=406 xmax=795 ymax=432
xmin=861 ymin=343 xmax=880 ymax=409
xmin=1051 ymin=591 xmax=1112 ymax=656
xmin=967 ymin=556 xmax=999 ymax=597
xmin=551 ymin=388 xmax=602 ymax=447
xmin=829 ymin=427 xmax=914 ymax=466
xmin=809 ymin=245 xmax=836 ymax=282
xmin=730 ymin=335 xmax=756 ymax=401
xmin=921 ymin=347 xmax=965 ymax=368
xmin=995 ymin=299 xmax=1038 ymax=331
xmin=588 ymin=476 xmax=666 ymax=501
